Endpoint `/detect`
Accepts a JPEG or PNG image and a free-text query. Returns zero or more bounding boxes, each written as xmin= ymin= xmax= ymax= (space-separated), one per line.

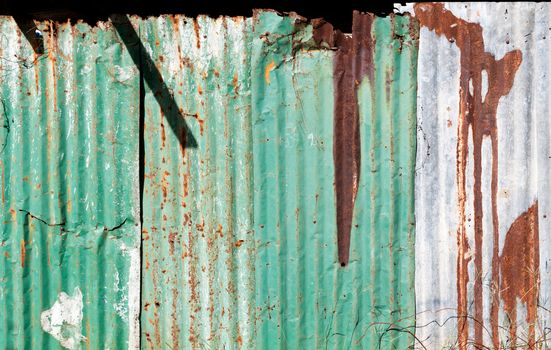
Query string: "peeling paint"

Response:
xmin=40 ymin=287 xmax=85 ymax=350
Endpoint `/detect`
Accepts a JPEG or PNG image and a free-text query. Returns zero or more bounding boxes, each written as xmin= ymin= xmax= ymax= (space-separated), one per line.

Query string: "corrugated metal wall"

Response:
xmin=3 ymin=3 xmax=549 ymax=350
xmin=0 ymin=17 xmax=140 ymax=349
xmin=398 ymin=2 xmax=551 ymax=349
xmin=140 ymin=13 xmax=255 ymax=349
xmin=141 ymin=10 xmax=419 ymax=349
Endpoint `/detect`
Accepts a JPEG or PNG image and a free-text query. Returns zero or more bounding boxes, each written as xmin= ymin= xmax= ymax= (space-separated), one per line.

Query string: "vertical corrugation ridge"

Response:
xmin=396 ymin=2 xmax=551 ymax=349
xmin=0 ymin=15 xmax=140 ymax=349
xmin=141 ymin=13 xmax=255 ymax=349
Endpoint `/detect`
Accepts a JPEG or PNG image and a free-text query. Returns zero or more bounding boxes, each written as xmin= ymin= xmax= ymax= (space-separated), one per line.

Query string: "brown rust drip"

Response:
xmin=325 ymin=11 xmax=374 ymax=266
xmin=500 ymin=202 xmax=539 ymax=349
xmin=414 ymin=3 xmax=528 ymax=349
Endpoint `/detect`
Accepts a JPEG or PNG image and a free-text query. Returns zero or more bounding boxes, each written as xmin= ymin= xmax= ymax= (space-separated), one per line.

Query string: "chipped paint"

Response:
xmin=141 ymin=9 xmax=417 ymax=349
xmin=40 ymin=287 xmax=85 ymax=350
xmin=0 ymin=16 xmax=140 ymax=349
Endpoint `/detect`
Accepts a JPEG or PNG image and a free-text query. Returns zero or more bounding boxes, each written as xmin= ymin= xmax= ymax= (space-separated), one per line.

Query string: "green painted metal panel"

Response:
xmin=140 ymin=14 xmax=255 ymax=350
xmin=142 ymin=11 xmax=418 ymax=349
xmin=0 ymin=18 xmax=140 ymax=349
xmin=252 ymin=12 xmax=418 ymax=349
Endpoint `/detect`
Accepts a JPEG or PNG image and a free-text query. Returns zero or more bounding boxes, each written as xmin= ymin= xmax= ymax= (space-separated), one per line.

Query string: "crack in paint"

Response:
xmin=19 ymin=208 xmax=128 ymax=233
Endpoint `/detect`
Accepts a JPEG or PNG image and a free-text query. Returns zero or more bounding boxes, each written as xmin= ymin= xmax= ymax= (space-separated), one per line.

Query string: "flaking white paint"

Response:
xmin=40 ymin=287 xmax=85 ymax=350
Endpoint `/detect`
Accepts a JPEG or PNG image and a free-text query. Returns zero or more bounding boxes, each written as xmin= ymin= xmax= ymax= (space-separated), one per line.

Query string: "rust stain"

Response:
xmin=264 ymin=60 xmax=275 ymax=84
xmin=168 ymin=232 xmax=177 ymax=255
xmin=20 ymin=240 xmax=25 ymax=267
xmin=161 ymin=170 xmax=170 ymax=201
xmin=330 ymin=11 xmax=374 ymax=266
xmin=171 ymin=286 xmax=180 ymax=350
xmin=193 ymin=19 xmax=201 ymax=49
xmin=236 ymin=335 xmax=243 ymax=347
xmin=232 ymin=72 xmax=239 ymax=94
xmin=415 ymin=3 xmax=525 ymax=349
xmin=500 ymin=202 xmax=539 ymax=349
xmin=160 ymin=119 xmax=166 ymax=148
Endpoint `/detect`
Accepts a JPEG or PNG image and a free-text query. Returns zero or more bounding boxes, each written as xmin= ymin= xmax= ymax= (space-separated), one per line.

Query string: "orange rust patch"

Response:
xmin=161 ymin=171 xmax=170 ymax=201
xmin=233 ymin=73 xmax=239 ymax=94
xmin=234 ymin=239 xmax=244 ymax=248
xmin=20 ymin=240 xmax=25 ymax=267
xmin=264 ymin=61 xmax=275 ymax=84
xmin=500 ymin=202 xmax=539 ymax=349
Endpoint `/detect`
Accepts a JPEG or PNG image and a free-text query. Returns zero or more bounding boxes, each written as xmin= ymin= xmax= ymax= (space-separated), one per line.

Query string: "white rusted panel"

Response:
xmin=397 ymin=3 xmax=551 ymax=349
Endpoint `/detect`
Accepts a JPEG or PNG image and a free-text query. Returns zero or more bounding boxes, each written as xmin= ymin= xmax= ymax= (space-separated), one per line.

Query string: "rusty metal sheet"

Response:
xmin=141 ymin=10 xmax=418 ymax=349
xmin=397 ymin=3 xmax=551 ymax=349
xmin=0 ymin=17 xmax=140 ymax=349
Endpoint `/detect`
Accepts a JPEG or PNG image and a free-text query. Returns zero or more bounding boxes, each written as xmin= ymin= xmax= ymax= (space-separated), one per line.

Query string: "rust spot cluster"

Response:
xmin=415 ymin=3 xmax=538 ymax=349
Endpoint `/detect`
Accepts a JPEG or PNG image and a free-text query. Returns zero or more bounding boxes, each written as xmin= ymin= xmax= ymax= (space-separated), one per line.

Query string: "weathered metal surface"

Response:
xmin=398 ymin=3 xmax=551 ymax=349
xmin=0 ymin=17 xmax=140 ymax=349
xmin=140 ymin=13 xmax=255 ymax=350
xmin=141 ymin=10 xmax=418 ymax=349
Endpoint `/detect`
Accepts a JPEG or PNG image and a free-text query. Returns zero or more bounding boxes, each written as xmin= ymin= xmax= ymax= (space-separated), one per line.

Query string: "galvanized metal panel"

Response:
xmin=398 ymin=3 xmax=551 ymax=349
xmin=0 ymin=18 xmax=140 ymax=349
xmin=141 ymin=10 xmax=418 ymax=349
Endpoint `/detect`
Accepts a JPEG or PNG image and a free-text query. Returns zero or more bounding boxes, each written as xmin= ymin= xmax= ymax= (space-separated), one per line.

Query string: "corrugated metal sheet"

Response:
xmin=0 ymin=17 xmax=140 ymax=349
xmin=141 ymin=10 xmax=418 ymax=349
xmin=397 ymin=3 xmax=551 ymax=349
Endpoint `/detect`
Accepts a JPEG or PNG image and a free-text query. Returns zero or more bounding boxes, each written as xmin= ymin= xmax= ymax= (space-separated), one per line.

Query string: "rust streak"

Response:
xmin=415 ymin=3 xmax=524 ymax=349
xmin=160 ymin=119 xmax=166 ymax=148
xmin=330 ymin=11 xmax=374 ymax=266
xmin=20 ymin=240 xmax=25 ymax=267
xmin=193 ymin=19 xmax=201 ymax=49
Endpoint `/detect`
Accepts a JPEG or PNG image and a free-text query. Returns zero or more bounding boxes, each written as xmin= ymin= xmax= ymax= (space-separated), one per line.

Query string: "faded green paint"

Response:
xmin=142 ymin=11 xmax=418 ymax=350
xmin=0 ymin=9 xmax=417 ymax=349
xmin=140 ymin=14 xmax=255 ymax=350
xmin=0 ymin=18 xmax=140 ymax=349
xmin=252 ymin=12 xmax=418 ymax=349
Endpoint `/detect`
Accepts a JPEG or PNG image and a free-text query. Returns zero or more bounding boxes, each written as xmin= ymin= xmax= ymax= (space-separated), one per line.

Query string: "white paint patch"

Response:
xmin=119 ymin=241 xmax=140 ymax=350
xmin=40 ymin=287 xmax=86 ymax=350
xmin=481 ymin=69 xmax=488 ymax=102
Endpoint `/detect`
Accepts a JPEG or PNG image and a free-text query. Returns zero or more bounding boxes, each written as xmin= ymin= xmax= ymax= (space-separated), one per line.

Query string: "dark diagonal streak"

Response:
xmin=110 ymin=14 xmax=197 ymax=149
